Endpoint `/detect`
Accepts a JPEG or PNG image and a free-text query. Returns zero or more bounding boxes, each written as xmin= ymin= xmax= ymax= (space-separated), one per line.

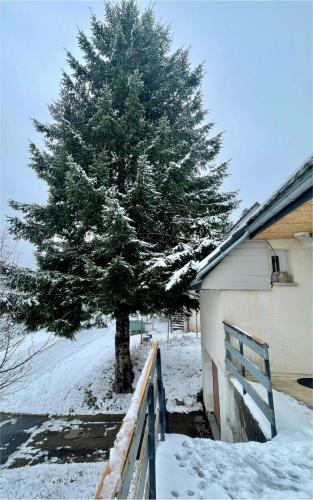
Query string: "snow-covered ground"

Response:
xmin=1 ymin=319 xmax=313 ymax=499
xmin=157 ymin=386 xmax=313 ymax=499
xmin=0 ymin=320 xmax=201 ymax=499
xmin=1 ymin=320 xmax=201 ymax=414
xmin=232 ymin=378 xmax=313 ymax=441
xmin=0 ymin=462 xmax=103 ymax=499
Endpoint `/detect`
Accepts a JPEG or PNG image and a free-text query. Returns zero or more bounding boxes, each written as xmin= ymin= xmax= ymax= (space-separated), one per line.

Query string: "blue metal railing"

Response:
xmin=96 ymin=342 xmax=167 ymax=499
xmin=224 ymin=321 xmax=277 ymax=439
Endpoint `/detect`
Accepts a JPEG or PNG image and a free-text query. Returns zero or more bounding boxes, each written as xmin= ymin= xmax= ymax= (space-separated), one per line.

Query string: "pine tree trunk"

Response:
xmin=114 ymin=311 xmax=134 ymax=393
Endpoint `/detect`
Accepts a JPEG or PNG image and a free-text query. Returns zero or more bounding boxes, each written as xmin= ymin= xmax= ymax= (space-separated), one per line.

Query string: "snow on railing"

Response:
xmin=224 ymin=321 xmax=277 ymax=439
xmin=95 ymin=342 xmax=167 ymax=499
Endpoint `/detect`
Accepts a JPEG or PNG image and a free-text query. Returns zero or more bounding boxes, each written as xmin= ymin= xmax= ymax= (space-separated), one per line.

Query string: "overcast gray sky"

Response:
xmin=1 ymin=0 xmax=312 ymax=267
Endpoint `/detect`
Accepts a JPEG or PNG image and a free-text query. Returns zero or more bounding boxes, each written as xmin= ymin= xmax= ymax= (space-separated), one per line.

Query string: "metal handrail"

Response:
xmin=223 ymin=321 xmax=277 ymax=438
xmin=95 ymin=342 xmax=167 ymax=499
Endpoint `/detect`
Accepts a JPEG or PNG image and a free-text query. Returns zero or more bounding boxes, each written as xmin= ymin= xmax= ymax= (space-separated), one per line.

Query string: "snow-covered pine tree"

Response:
xmin=5 ymin=0 xmax=237 ymax=392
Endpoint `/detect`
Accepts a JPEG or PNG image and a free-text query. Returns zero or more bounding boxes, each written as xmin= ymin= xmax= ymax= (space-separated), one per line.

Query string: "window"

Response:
xmin=270 ymin=249 xmax=290 ymax=282
xmin=271 ymin=254 xmax=280 ymax=273
xmin=270 ymin=249 xmax=289 ymax=272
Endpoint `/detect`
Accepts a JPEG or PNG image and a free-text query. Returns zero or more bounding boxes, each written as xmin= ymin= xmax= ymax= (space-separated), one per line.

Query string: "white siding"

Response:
xmin=201 ymin=240 xmax=271 ymax=290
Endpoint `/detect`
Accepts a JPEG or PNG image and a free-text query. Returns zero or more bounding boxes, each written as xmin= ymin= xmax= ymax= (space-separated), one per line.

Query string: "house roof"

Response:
xmin=227 ymin=202 xmax=261 ymax=235
xmin=190 ymin=156 xmax=313 ymax=289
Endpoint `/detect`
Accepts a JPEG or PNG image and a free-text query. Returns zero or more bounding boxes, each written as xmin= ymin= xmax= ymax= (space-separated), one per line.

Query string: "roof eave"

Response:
xmin=191 ymin=161 xmax=313 ymax=288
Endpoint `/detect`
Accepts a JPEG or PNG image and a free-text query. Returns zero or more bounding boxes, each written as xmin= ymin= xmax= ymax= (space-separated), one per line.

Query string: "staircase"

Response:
xmin=171 ymin=312 xmax=185 ymax=332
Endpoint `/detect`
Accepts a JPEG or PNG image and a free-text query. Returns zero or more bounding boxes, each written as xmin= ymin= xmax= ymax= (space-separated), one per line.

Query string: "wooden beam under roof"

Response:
xmin=253 ymin=198 xmax=313 ymax=240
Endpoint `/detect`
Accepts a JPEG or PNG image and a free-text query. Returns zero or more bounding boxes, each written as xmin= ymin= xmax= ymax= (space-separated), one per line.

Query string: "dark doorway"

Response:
xmin=212 ymin=360 xmax=221 ymax=428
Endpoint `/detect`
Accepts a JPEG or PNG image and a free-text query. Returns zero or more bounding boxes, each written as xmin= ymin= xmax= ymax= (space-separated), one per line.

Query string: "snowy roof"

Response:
xmin=227 ymin=202 xmax=261 ymax=235
xmin=191 ymin=155 xmax=313 ymax=288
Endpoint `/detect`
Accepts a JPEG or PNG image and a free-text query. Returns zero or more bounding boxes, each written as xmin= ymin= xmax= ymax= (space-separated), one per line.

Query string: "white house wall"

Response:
xmin=200 ymin=290 xmax=224 ymax=412
xmin=199 ymin=238 xmax=312 ymax=441
xmin=200 ymin=290 xmax=225 ymax=370
xmin=200 ymin=289 xmax=238 ymax=441
xmin=201 ymin=240 xmax=271 ymax=290
xmin=222 ymin=239 xmax=313 ymax=374
xmin=187 ymin=310 xmax=200 ymax=332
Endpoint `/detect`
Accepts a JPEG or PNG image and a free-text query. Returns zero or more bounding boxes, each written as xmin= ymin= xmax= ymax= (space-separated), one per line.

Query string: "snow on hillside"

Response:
xmin=157 ymin=387 xmax=313 ymax=499
xmin=1 ymin=321 xmax=202 ymax=415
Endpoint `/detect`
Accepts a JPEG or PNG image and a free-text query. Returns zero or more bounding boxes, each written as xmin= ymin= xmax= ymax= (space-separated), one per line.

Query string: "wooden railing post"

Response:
xmin=148 ymin=381 xmax=156 ymax=499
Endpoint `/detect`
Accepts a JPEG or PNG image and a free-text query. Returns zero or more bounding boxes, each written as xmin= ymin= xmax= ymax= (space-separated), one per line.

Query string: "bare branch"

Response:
xmin=0 ymin=228 xmax=57 ymax=395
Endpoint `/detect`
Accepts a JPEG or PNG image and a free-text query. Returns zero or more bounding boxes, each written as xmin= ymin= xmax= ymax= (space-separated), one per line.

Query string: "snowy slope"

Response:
xmin=1 ymin=322 xmax=202 ymax=415
xmin=157 ymin=387 xmax=313 ymax=499
xmin=1 ymin=324 xmax=122 ymax=415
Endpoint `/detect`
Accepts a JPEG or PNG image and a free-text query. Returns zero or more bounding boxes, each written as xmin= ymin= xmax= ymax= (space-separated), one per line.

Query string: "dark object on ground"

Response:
xmin=297 ymin=377 xmax=313 ymax=389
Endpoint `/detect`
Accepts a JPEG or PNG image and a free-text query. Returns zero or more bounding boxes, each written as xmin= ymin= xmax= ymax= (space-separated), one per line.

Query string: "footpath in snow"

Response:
xmin=156 ymin=386 xmax=313 ymax=499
